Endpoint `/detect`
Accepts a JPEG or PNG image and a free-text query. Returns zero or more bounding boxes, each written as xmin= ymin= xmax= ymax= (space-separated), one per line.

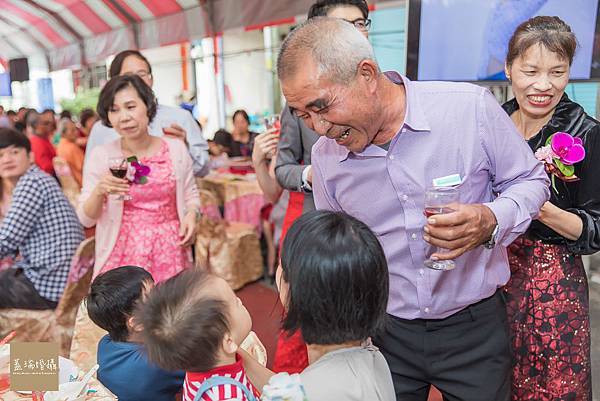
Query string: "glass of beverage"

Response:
xmin=264 ymin=114 xmax=281 ymax=133
xmin=423 ymin=186 xmax=459 ymax=271
xmin=108 ymin=157 xmax=131 ymax=201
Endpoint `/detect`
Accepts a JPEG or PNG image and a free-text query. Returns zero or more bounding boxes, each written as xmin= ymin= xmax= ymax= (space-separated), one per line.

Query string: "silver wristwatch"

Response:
xmin=483 ymin=223 xmax=499 ymax=249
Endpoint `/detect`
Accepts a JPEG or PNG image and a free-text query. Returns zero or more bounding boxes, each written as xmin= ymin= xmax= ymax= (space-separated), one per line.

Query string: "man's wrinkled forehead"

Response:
xmin=282 ymin=80 xmax=327 ymax=115
xmin=281 ymin=61 xmax=328 ymax=108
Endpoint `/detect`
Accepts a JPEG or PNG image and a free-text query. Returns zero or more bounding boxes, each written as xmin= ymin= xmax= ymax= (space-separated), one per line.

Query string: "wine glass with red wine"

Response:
xmin=108 ymin=157 xmax=131 ymax=200
xmin=424 ymin=186 xmax=459 ymax=271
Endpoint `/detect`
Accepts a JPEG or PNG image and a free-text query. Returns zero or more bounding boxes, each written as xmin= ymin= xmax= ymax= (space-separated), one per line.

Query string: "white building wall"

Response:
xmin=142 ymin=44 xmax=192 ymax=107
xmin=222 ymin=30 xmax=270 ymax=121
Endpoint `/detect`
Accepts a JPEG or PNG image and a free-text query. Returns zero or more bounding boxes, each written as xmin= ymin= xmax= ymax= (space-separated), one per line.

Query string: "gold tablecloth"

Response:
xmin=195 ymin=219 xmax=264 ymax=290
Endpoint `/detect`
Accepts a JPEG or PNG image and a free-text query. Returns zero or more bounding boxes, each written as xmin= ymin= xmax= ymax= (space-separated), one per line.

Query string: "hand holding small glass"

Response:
xmin=423 ymin=187 xmax=459 ymax=270
xmin=105 ymin=157 xmax=132 ymax=200
xmin=423 ymin=198 xmax=499 ymax=268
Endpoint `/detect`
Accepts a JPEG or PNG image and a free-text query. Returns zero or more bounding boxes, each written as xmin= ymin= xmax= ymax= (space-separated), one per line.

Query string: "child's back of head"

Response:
xmin=140 ymin=268 xmax=252 ymax=373
xmin=86 ymin=266 xmax=185 ymax=401
xmin=87 ymin=265 xmax=154 ymax=342
xmin=280 ymin=210 xmax=390 ymax=345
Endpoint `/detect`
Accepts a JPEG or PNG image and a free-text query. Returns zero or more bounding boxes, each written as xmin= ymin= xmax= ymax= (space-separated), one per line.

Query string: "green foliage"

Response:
xmin=59 ymin=87 xmax=100 ymax=117
xmin=554 ymin=159 xmax=575 ymax=177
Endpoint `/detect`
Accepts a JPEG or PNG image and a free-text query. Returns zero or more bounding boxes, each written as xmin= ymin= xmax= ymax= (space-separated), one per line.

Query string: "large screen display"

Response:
xmin=406 ymin=0 xmax=600 ymax=81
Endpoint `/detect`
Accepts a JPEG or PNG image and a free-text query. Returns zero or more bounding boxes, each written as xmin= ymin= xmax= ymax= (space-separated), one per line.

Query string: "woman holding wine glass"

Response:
xmin=502 ymin=16 xmax=600 ymax=401
xmin=78 ymin=74 xmax=200 ymax=282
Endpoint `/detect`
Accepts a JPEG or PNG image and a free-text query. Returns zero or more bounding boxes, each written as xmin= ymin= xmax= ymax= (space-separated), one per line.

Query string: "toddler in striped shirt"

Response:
xmin=139 ymin=268 xmax=260 ymax=401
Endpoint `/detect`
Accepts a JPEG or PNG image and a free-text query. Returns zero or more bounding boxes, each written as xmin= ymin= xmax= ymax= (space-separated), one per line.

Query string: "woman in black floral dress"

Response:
xmin=502 ymin=16 xmax=599 ymax=401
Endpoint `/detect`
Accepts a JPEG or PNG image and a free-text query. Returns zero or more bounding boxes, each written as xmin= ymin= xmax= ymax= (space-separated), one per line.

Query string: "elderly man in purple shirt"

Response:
xmin=277 ymin=18 xmax=549 ymax=401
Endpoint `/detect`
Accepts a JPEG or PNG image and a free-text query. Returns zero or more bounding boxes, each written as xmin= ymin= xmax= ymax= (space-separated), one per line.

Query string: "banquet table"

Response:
xmin=197 ymin=172 xmax=268 ymax=234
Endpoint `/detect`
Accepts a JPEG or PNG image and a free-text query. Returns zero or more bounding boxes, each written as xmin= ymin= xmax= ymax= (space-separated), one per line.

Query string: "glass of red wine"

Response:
xmin=424 ymin=186 xmax=459 ymax=271
xmin=108 ymin=157 xmax=131 ymax=201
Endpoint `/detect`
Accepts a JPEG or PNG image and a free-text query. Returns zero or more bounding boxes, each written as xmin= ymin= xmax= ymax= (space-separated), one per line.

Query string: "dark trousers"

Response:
xmin=374 ymin=290 xmax=510 ymax=401
xmin=0 ymin=268 xmax=57 ymax=310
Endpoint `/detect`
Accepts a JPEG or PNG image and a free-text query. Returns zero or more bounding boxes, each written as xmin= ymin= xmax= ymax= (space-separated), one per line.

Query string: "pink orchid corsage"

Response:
xmin=534 ymin=132 xmax=585 ymax=192
xmin=125 ymin=156 xmax=151 ymax=184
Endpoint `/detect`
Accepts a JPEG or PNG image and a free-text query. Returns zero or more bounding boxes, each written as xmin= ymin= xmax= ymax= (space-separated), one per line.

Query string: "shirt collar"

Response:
xmin=337 ymin=71 xmax=431 ymax=163
xmin=185 ymin=353 xmax=244 ymax=381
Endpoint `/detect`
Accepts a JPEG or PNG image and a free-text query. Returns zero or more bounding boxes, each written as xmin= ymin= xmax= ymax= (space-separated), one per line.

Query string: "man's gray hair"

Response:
xmin=277 ymin=17 xmax=377 ymax=85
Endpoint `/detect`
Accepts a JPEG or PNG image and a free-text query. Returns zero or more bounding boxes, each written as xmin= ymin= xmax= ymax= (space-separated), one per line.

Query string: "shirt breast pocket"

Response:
xmin=423 ymin=156 xmax=472 ymax=204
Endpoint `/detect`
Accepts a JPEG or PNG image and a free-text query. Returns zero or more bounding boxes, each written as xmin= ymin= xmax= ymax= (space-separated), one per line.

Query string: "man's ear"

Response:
xmin=357 ymin=59 xmax=380 ymax=94
xmin=358 ymin=59 xmax=378 ymax=83
xmin=28 ymin=151 xmax=35 ymax=164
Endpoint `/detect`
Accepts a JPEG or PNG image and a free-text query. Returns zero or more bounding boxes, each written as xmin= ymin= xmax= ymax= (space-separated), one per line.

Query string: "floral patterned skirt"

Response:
xmin=505 ymin=235 xmax=591 ymax=401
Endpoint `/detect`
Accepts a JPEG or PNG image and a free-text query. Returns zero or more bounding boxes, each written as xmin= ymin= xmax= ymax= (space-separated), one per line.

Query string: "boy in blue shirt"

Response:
xmin=86 ymin=266 xmax=184 ymax=401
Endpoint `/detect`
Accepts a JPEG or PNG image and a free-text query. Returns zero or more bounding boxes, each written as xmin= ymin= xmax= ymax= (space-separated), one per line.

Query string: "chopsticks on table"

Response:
xmin=0 ymin=331 xmax=16 ymax=346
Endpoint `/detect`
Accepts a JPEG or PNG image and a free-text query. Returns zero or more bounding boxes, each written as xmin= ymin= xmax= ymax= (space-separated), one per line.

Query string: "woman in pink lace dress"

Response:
xmin=78 ymin=75 xmax=200 ymax=282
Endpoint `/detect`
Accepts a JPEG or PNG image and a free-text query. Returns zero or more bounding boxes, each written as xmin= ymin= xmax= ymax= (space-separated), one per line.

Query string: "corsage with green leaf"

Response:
xmin=125 ymin=156 xmax=151 ymax=184
xmin=534 ymin=132 xmax=585 ymax=192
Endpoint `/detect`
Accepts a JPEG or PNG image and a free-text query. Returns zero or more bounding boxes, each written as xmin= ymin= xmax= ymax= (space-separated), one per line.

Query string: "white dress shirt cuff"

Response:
xmin=301 ymin=165 xmax=313 ymax=192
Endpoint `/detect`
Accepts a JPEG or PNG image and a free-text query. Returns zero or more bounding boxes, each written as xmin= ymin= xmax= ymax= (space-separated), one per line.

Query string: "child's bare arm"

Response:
xmin=238 ymin=348 xmax=275 ymax=391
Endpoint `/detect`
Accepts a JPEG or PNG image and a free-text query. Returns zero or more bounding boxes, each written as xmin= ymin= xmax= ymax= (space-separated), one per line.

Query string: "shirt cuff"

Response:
xmin=483 ymin=197 xmax=520 ymax=247
xmin=301 ymin=166 xmax=313 ymax=192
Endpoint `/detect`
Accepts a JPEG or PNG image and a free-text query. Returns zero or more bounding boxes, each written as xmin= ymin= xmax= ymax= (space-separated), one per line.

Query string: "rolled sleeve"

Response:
xmin=478 ymin=89 xmax=550 ymax=246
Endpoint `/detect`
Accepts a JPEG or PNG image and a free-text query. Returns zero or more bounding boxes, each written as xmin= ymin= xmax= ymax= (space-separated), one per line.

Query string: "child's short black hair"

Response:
xmin=140 ymin=269 xmax=229 ymax=373
xmin=86 ymin=266 xmax=154 ymax=342
xmin=0 ymin=127 xmax=31 ymax=152
xmin=213 ymin=129 xmax=232 ymax=148
xmin=281 ymin=210 xmax=389 ymax=345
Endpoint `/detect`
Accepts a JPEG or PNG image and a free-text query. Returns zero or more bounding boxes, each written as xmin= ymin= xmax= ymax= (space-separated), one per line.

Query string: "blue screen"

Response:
xmin=0 ymin=73 xmax=11 ymax=97
xmin=410 ymin=0 xmax=599 ymax=81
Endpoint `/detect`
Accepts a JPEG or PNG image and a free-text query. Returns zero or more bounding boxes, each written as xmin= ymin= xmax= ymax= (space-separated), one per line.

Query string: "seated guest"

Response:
xmin=240 ymin=211 xmax=395 ymax=401
xmin=6 ymin=110 xmax=17 ymax=128
xmin=78 ymin=108 xmax=98 ymax=149
xmin=56 ymin=118 xmax=85 ymax=187
xmin=0 ymin=128 xmax=84 ymax=309
xmin=87 ymin=265 xmax=185 ymax=401
xmin=209 ymin=129 xmax=233 ymax=157
xmin=208 ymin=129 xmax=232 ymax=169
xmin=78 ymin=74 xmax=200 ymax=281
xmin=26 ymin=111 xmax=56 ymax=176
xmin=230 ymin=110 xmax=259 ymax=158
xmin=140 ymin=269 xmax=260 ymax=401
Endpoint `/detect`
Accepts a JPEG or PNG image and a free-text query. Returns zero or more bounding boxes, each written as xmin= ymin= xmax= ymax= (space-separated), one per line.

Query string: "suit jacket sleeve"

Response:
xmin=275 ymin=104 xmax=307 ymax=192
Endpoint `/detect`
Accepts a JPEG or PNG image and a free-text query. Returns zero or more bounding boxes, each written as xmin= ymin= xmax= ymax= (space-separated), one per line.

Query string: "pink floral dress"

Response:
xmin=101 ymin=140 xmax=192 ymax=282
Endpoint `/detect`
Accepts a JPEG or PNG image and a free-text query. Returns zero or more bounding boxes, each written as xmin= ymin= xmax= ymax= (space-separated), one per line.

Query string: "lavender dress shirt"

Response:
xmin=312 ymin=72 xmax=550 ymax=320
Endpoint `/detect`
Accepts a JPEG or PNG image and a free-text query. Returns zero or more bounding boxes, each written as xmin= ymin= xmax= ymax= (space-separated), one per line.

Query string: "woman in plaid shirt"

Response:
xmin=0 ymin=128 xmax=84 ymax=309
